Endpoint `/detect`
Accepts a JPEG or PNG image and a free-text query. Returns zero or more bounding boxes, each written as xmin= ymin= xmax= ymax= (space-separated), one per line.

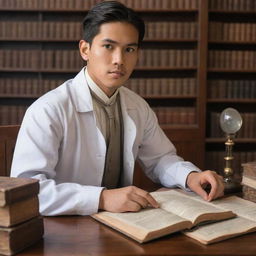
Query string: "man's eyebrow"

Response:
xmin=102 ymin=38 xmax=138 ymax=47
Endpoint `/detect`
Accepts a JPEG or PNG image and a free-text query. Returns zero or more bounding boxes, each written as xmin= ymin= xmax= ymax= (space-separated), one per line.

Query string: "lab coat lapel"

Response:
xmin=120 ymin=90 xmax=137 ymax=186
xmin=71 ymin=68 xmax=106 ymax=183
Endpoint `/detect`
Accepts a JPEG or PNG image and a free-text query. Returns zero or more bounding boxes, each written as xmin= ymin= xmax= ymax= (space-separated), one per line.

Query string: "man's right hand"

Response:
xmin=98 ymin=186 xmax=159 ymax=213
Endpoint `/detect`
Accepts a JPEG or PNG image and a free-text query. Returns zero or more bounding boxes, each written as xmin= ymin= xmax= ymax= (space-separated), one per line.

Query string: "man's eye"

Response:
xmin=103 ymin=44 xmax=112 ymax=49
xmin=126 ymin=47 xmax=135 ymax=53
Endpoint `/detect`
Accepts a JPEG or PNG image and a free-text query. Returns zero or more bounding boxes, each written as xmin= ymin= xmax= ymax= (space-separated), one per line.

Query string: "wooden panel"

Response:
xmin=0 ymin=141 xmax=6 ymax=176
xmin=6 ymin=139 xmax=17 ymax=176
xmin=0 ymin=125 xmax=20 ymax=176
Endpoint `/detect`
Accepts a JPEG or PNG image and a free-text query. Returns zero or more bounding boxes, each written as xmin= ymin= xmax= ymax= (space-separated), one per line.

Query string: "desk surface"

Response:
xmin=17 ymin=216 xmax=256 ymax=256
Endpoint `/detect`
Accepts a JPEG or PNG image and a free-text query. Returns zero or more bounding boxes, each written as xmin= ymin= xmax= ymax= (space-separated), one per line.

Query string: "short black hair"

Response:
xmin=82 ymin=1 xmax=145 ymax=46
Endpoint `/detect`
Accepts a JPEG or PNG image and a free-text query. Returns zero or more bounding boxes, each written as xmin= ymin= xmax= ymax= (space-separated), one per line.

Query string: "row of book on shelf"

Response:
xmin=125 ymin=78 xmax=197 ymax=96
xmin=242 ymin=162 xmax=256 ymax=203
xmin=208 ymin=50 xmax=256 ymax=69
xmin=209 ymin=0 xmax=256 ymax=11
xmin=0 ymin=105 xmax=28 ymax=125
xmin=152 ymin=107 xmax=196 ymax=125
xmin=0 ymin=0 xmax=199 ymax=10
xmin=0 ymin=21 xmax=198 ymax=41
xmin=0 ymin=177 xmax=44 ymax=255
xmin=0 ymin=105 xmax=196 ymax=126
xmin=0 ymin=78 xmax=197 ymax=98
xmin=0 ymin=49 xmax=197 ymax=69
xmin=138 ymin=49 xmax=197 ymax=67
xmin=210 ymin=112 xmax=256 ymax=138
xmin=208 ymin=80 xmax=256 ymax=99
xmin=2 ymin=0 xmax=256 ymax=12
xmin=209 ymin=22 xmax=256 ymax=42
xmin=0 ymin=79 xmax=64 ymax=97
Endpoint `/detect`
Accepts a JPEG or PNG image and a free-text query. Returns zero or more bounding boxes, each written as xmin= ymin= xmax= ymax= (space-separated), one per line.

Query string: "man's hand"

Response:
xmin=99 ymin=186 xmax=159 ymax=212
xmin=186 ymin=170 xmax=225 ymax=201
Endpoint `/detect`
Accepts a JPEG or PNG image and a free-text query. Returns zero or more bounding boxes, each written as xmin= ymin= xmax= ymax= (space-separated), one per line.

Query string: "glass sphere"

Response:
xmin=220 ymin=108 xmax=242 ymax=134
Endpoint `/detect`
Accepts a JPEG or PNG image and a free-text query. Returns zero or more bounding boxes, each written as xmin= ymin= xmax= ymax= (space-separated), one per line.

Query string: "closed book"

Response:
xmin=0 ymin=177 xmax=39 ymax=207
xmin=0 ymin=196 xmax=39 ymax=227
xmin=242 ymin=162 xmax=256 ymax=178
xmin=243 ymin=185 xmax=256 ymax=203
xmin=0 ymin=216 xmax=44 ymax=256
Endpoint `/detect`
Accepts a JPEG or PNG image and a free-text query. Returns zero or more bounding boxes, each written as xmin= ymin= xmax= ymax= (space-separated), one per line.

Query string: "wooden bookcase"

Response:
xmin=0 ymin=0 xmax=255 ymax=188
xmin=205 ymin=0 xmax=256 ymax=182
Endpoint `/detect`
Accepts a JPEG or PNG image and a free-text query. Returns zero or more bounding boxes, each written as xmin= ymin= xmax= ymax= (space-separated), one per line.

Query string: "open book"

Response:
xmin=183 ymin=193 xmax=256 ymax=244
xmin=92 ymin=189 xmax=236 ymax=243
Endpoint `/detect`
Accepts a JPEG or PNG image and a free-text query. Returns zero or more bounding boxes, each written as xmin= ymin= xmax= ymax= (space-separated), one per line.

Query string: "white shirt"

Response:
xmin=11 ymin=67 xmax=201 ymax=216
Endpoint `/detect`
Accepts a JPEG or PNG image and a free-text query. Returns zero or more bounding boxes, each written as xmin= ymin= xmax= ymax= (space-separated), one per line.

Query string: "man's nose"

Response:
xmin=112 ymin=49 xmax=124 ymax=65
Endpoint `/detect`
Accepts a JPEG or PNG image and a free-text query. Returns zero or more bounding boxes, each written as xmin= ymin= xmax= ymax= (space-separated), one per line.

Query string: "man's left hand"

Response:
xmin=186 ymin=170 xmax=225 ymax=201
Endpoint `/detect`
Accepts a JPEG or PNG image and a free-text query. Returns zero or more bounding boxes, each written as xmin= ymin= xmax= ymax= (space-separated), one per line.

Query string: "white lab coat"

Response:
xmin=11 ymin=67 xmax=201 ymax=216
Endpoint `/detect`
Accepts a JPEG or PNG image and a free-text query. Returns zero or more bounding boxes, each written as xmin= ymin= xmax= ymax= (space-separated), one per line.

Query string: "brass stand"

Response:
xmin=223 ymin=134 xmax=241 ymax=194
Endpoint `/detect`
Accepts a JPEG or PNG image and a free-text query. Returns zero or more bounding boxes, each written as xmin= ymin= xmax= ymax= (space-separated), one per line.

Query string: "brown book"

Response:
xmin=92 ymin=189 xmax=235 ymax=243
xmin=243 ymin=185 xmax=256 ymax=203
xmin=242 ymin=162 xmax=256 ymax=178
xmin=0 ymin=216 xmax=44 ymax=256
xmin=0 ymin=177 xmax=39 ymax=207
xmin=0 ymin=196 xmax=39 ymax=227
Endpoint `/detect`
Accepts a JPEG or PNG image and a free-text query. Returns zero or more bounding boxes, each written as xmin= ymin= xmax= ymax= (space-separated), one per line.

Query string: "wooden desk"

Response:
xmin=17 ymin=216 xmax=256 ymax=256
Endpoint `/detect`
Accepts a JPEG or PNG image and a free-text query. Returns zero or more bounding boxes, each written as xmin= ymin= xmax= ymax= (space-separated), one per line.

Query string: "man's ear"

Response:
xmin=79 ymin=40 xmax=90 ymax=61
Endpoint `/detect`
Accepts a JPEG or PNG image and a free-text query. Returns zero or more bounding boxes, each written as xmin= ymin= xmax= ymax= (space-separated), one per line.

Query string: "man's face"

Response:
xmin=79 ymin=22 xmax=139 ymax=97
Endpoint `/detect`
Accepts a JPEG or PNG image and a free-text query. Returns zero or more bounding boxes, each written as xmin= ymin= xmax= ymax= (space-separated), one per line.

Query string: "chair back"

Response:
xmin=0 ymin=125 xmax=20 ymax=176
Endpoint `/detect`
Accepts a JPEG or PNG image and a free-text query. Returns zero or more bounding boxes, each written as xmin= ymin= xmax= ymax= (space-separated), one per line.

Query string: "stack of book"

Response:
xmin=0 ymin=176 xmax=44 ymax=256
xmin=242 ymin=162 xmax=256 ymax=203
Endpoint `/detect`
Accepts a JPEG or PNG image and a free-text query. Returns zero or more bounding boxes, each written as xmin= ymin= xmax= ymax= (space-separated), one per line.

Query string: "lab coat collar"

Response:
xmin=70 ymin=67 xmax=94 ymax=113
xmin=70 ymin=67 xmax=136 ymax=113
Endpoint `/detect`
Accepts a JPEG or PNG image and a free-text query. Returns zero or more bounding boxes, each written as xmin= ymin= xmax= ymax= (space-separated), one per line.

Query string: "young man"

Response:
xmin=11 ymin=1 xmax=224 ymax=216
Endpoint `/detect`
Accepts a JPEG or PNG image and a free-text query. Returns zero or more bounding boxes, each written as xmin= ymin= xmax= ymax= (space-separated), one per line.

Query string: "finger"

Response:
xmin=131 ymin=193 xmax=150 ymax=209
xmin=192 ymin=185 xmax=209 ymax=201
xmin=126 ymin=200 xmax=142 ymax=212
xmin=134 ymin=188 xmax=159 ymax=208
xmin=207 ymin=174 xmax=223 ymax=201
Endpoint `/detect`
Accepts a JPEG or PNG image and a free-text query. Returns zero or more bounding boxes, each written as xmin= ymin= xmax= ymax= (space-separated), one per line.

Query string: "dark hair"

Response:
xmin=82 ymin=1 xmax=145 ymax=46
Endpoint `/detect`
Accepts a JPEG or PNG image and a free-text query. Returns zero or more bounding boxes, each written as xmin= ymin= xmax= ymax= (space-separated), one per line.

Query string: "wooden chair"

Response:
xmin=0 ymin=125 xmax=20 ymax=176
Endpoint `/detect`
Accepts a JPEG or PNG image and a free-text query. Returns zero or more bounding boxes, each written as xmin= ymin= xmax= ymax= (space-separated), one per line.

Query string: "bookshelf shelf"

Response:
xmin=0 ymin=8 xmax=198 ymax=13
xmin=0 ymin=38 xmax=198 ymax=43
xmin=209 ymin=41 xmax=256 ymax=45
xmin=209 ymin=10 xmax=256 ymax=14
xmin=206 ymin=138 xmax=256 ymax=144
xmin=208 ymin=69 xmax=256 ymax=73
xmin=207 ymin=99 xmax=256 ymax=103
xmin=0 ymin=67 xmax=198 ymax=73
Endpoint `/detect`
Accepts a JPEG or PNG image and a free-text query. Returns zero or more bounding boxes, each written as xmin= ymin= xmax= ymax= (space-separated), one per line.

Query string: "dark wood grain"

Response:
xmin=17 ymin=216 xmax=256 ymax=256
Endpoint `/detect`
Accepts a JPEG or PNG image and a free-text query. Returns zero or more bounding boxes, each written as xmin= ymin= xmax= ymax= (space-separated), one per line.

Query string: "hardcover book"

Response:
xmin=0 ymin=216 xmax=44 ymax=256
xmin=0 ymin=176 xmax=39 ymax=207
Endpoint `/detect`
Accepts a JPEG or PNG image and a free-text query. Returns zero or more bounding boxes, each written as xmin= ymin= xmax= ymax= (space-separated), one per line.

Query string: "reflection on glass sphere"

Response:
xmin=220 ymin=108 xmax=242 ymax=134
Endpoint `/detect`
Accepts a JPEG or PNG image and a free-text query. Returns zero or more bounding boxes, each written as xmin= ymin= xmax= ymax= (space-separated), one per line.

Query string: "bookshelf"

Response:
xmin=1 ymin=0 xmax=255 ymax=188
xmin=206 ymin=0 xmax=256 ymax=181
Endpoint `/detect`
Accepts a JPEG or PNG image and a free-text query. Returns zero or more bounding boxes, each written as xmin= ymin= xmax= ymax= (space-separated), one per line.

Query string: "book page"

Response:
xmin=151 ymin=190 xmax=235 ymax=224
xmin=184 ymin=216 xmax=256 ymax=244
xmin=210 ymin=196 xmax=256 ymax=221
xmin=97 ymin=208 xmax=190 ymax=232
xmin=183 ymin=195 xmax=256 ymax=244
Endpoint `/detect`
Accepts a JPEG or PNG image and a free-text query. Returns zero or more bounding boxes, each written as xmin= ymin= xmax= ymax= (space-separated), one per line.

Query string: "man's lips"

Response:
xmin=108 ymin=70 xmax=125 ymax=76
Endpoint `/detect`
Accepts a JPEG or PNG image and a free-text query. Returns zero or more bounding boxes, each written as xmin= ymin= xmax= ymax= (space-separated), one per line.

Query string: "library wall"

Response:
xmin=0 ymin=0 xmax=255 ymax=187
xmin=206 ymin=0 xmax=256 ymax=180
